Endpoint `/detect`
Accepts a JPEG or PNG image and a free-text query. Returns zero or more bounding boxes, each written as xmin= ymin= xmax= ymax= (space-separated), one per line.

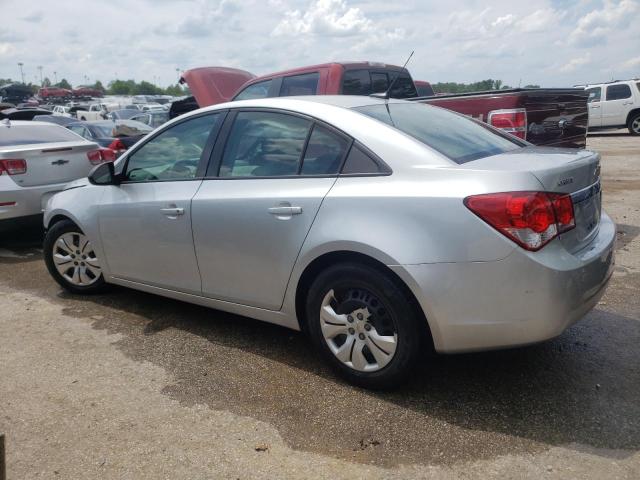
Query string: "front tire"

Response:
xmin=44 ymin=220 xmax=108 ymax=294
xmin=628 ymin=112 xmax=640 ymax=136
xmin=305 ymin=263 xmax=424 ymax=389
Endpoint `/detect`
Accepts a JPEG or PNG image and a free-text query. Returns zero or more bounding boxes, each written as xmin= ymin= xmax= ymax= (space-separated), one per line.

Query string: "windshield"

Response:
xmin=354 ymin=103 xmax=523 ymax=164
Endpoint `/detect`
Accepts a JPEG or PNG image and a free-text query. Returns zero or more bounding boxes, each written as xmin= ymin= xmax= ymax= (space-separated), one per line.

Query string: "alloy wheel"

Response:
xmin=319 ymin=288 xmax=398 ymax=372
xmin=632 ymin=117 xmax=640 ymax=134
xmin=52 ymin=232 xmax=101 ymax=287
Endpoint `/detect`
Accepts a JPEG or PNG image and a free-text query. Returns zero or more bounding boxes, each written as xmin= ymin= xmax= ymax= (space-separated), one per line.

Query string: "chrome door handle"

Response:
xmin=268 ymin=206 xmax=302 ymax=215
xmin=623 ymin=101 xmax=633 ymax=105
xmin=590 ymin=105 xmax=600 ymax=109
xmin=160 ymin=207 xmax=184 ymax=216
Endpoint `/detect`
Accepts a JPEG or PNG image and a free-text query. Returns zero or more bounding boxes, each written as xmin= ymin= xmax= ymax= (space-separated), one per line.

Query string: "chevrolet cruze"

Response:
xmin=43 ymin=96 xmax=615 ymax=388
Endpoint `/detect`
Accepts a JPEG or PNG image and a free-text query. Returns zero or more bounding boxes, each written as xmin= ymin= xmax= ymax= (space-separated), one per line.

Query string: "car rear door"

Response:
xmin=602 ymin=83 xmax=633 ymax=127
xmin=191 ymin=109 xmax=351 ymax=310
xmin=97 ymin=112 xmax=225 ymax=293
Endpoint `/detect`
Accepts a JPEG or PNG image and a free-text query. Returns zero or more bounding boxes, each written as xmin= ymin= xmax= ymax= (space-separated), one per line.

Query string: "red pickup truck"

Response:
xmin=177 ymin=62 xmax=589 ymax=148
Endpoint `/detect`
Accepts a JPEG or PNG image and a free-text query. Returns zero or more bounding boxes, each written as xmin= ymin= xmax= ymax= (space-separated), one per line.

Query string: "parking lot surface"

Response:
xmin=1 ymin=134 xmax=638 ymax=479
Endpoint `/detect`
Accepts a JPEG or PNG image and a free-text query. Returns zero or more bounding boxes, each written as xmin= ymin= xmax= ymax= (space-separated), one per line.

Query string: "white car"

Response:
xmin=0 ymin=120 xmax=112 ymax=231
xmin=52 ymin=105 xmax=72 ymax=117
xmin=584 ymin=79 xmax=640 ymax=135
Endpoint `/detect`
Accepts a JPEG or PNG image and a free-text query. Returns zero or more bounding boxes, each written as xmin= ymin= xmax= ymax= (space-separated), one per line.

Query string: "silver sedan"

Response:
xmin=43 ymin=96 xmax=615 ymax=388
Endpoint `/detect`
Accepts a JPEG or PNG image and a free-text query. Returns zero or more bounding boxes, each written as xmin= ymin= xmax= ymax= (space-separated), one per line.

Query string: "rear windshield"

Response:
xmin=0 ymin=124 xmax=84 ymax=147
xmin=354 ymin=103 xmax=522 ymax=164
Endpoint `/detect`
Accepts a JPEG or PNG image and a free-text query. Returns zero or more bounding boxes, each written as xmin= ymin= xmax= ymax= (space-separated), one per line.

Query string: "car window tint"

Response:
xmin=416 ymin=83 xmax=435 ymax=97
xmin=125 ymin=113 xmax=220 ymax=182
xmin=219 ymin=111 xmax=310 ymax=177
xmin=0 ymin=124 xmax=83 ymax=146
xmin=371 ymin=72 xmax=389 ymax=94
xmin=342 ymin=69 xmax=371 ymax=95
xmin=389 ymin=73 xmax=418 ymax=98
xmin=234 ymin=80 xmax=273 ymax=100
xmin=605 ymin=84 xmax=631 ymax=101
xmin=355 ymin=103 xmax=521 ymax=164
xmin=586 ymin=87 xmax=601 ymax=102
xmin=280 ymin=73 xmax=320 ymax=97
xmin=300 ymin=125 xmax=349 ymax=175
xmin=341 ymin=145 xmax=383 ymax=174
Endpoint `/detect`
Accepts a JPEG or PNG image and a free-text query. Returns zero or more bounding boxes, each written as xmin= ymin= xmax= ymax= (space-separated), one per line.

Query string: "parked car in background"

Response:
xmin=32 ymin=114 xmax=79 ymax=126
xmin=0 ymin=83 xmax=33 ymax=104
xmin=66 ymin=120 xmax=152 ymax=157
xmin=581 ymin=79 xmax=640 ymax=135
xmin=72 ymin=86 xmax=104 ymax=98
xmin=1 ymin=120 xmax=111 ymax=231
xmin=129 ymin=111 xmax=170 ymax=128
xmin=38 ymin=87 xmax=73 ymax=101
xmin=181 ymin=61 xmax=589 ymax=148
xmin=414 ymin=80 xmax=435 ymax=97
xmin=109 ymin=109 xmax=144 ymax=120
xmin=52 ymin=105 xmax=72 ymax=117
xmin=140 ymin=103 xmax=166 ymax=112
xmin=75 ymin=103 xmax=109 ymax=121
xmin=0 ymin=108 xmax=53 ymax=121
xmin=42 ymin=96 xmax=613 ymax=388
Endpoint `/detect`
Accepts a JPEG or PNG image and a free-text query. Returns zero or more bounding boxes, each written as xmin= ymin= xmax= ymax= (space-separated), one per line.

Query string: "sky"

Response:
xmin=0 ymin=0 xmax=639 ymax=88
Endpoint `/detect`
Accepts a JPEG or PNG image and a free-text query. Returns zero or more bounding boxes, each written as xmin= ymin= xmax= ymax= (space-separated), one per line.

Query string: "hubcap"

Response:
xmin=320 ymin=288 xmax=398 ymax=372
xmin=633 ymin=118 xmax=640 ymax=134
xmin=52 ymin=232 xmax=101 ymax=286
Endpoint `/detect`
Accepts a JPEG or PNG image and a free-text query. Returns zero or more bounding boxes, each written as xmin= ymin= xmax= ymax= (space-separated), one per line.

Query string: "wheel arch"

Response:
xmin=293 ymin=250 xmax=435 ymax=351
xmin=626 ymin=108 xmax=640 ymax=126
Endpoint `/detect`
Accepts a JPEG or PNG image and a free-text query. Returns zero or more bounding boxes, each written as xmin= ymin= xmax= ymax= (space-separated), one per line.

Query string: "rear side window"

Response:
xmin=342 ymin=70 xmax=371 ymax=95
xmin=234 ymin=80 xmax=273 ymax=101
xmin=389 ymin=73 xmax=418 ymax=98
xmin=355 ymin=103 xmax=522 ymax=164
xmin=300 ymin=125 xmax=349 ymax=175
xmin=341 ymin=145 xmax=385 ymax=174
xmin=280 ymin=73 xmax=319 ymax=97
xmin=586 ymin=87 xmax=601 ymax=102
xmin=0 ymin=124 xmax=84 ymax=146
xmin=606 ymin=84 xmax=631 ymax=101
xmin=219 ymin=111 xmax=311 ymax=177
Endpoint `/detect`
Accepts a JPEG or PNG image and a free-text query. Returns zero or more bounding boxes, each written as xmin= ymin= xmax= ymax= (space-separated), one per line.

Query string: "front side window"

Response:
xmin=234 ymin=80 xmax=273 ymax=101
xmin=68 ymin=125 xmax=90 ymax=139
xmin=606 ymin=84 xmax=631 ymax=101
xmin=280 ymin=73 xmax=320 ymax=97
xmin=219 ymin=111 xmax=310 ymax=177
xmin=355 ymin=103 xmax=522 ymax=164
xmin=300 ymin=125 xmax=349 ymax=175
xmin=586 ymin=87 xmax=601 ymax=102
xmin=124 ymin=113 xmax=221 ymax=182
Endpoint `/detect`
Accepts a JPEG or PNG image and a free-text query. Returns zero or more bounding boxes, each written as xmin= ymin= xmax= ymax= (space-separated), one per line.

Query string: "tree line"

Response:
xmin=431 ymin=79 xmax=540 ymax=94
xmin=0 ymin=77 xmax=189 ymax=97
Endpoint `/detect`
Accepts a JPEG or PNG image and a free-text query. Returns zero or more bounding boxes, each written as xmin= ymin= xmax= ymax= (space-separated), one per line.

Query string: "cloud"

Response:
xmin=569 ymin=0 xmax=639 ymax=46
xmin=21 ymin=11 xmax=43 ymax=22
xmin=518 ymin=8 xmax=566 ymax=33
xmin=621 ymin=56 xmax=640 ymax=69
xmin=175 ymin=0 xmax=240 ymax=37
xmin=272 ymin=0 xmax=372 ymax=36
xmin=559 ymin=52 xmax=591 ymax=72
xmin=0 ymin=42 xmax=15 ymax=56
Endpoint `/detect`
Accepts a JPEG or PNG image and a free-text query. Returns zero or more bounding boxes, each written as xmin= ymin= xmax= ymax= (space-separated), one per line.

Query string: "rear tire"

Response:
xmin=305 ymin=263 xmax=424 ymax=389
xmin=628 ymin=112 xmax=640 ymax=136
xmin=44 ymin=220 xmax=108 ymax=294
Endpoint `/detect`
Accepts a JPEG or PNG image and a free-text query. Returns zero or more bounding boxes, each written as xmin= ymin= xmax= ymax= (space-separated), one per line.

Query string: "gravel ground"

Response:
xmin=0 ymin=133 xmax=638 ymax=479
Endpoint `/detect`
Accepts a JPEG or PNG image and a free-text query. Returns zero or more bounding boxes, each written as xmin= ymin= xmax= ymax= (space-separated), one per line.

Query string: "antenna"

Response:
xmin=371 ymin=51 xmax=414 ymax=100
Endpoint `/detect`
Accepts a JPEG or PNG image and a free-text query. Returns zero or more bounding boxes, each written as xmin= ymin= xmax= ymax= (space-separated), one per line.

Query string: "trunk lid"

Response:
xmin=0 ymin=140 xmax=98 ymax=187
xmin=465 ymin=147 xmax=602 ymax=253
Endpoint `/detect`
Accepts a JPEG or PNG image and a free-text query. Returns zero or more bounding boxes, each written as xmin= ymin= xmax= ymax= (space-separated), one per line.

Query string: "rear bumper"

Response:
xmin=391 ymin=211 xmax=616 ymax=353
xmin=0 ymin=176 xmax=67 ymax=222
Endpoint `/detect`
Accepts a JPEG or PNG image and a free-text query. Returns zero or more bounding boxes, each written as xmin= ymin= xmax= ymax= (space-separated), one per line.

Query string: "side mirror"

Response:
xmin=88 ymin=161 xmax=119 ymax=185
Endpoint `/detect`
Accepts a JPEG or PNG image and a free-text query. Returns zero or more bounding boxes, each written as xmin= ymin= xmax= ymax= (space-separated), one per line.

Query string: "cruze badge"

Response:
xmin=558 ymin=177 xmax=574 ymax=186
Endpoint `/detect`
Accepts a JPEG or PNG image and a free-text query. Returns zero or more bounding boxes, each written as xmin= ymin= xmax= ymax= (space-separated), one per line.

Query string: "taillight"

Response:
xmin=87 ymin=148 xmax=116 ymax=165
xmin=107 ymin=139 xmax=127 ymax=157
xmin=0 ymin=159 xmax=27 ymax=175
xmin=488 ymin=108 xmax=527 ymax=139
xmin=464 ymin=191 xmax=575 ymax=251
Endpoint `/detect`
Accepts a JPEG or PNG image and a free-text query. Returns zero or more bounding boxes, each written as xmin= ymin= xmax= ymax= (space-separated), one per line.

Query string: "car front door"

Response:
xmin=191 ymin=110 xmax=351 ymax=310
xmin=602 ymin=84 xmax=633 ymax=127
xmin=97 ymin=112 xmax=225 ymax=294
xmin=586 ymin=87 xmax=602 ymax=128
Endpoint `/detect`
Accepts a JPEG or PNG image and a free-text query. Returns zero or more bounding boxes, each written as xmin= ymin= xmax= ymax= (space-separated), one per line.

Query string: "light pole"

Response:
xmin=17 ymin=62 xmax=25 ymax=84
xmin=37 ymin=65 xmax=43 ymax=86
xmin=175 ymin=67 xmax=180 ymax=82
xmin=53 ymin=71 xmax=57 ymax=84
